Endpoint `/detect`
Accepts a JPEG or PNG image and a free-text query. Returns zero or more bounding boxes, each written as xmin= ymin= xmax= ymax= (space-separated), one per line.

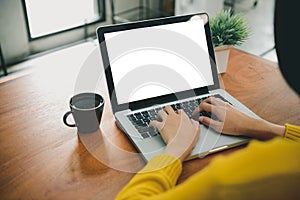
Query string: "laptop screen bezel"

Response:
xmin=97 ymin=12 xmax=219 ymax=113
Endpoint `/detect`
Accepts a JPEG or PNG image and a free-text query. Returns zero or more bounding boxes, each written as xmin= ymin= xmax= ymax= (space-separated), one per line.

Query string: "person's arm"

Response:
xmin=194 ymin=97 xmax=286 ymax=140
xmin=115 ymin=103 xmax=300 ymax=200
xmin=115 ymin=154 xmax=182 ymax=200
xmin=115 ymin=136 xmax=300 ymax=200
xmin=116 ymin=105 xmax=200 ymax=199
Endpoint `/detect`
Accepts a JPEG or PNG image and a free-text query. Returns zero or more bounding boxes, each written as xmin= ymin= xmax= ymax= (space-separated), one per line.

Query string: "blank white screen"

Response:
xmin=104 ymin=18 xmax=214 ymax=104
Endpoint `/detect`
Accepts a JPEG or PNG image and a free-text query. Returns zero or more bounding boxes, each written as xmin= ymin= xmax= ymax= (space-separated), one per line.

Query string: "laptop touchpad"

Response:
xmin=136 ymin=136 xmax=166 ymax=153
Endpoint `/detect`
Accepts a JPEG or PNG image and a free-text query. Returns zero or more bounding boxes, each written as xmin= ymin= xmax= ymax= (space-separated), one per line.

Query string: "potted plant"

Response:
xmin=210 ymin=9 xmax=250 ymax=73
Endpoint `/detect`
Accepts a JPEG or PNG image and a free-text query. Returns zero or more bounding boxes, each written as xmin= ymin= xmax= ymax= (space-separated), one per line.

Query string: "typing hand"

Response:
xmin=150 ymin=105 xmax=200 ymax=162
xmin=192 ymin=97 xmax=257 ymax=136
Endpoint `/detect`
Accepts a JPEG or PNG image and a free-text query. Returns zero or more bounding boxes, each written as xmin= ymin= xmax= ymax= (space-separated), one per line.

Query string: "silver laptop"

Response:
xmin=96 ymin=13 xmax=258 ymax=162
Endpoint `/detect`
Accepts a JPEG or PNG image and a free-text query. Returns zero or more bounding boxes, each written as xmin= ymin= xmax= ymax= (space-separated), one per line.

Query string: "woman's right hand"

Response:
xmin=192 ymin=97 xmax=285 ymax=139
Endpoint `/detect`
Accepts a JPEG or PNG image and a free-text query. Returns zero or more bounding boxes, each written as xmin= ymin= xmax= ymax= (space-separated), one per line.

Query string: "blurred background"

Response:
xmin=0 ymin=0 xmax=276 ymax=77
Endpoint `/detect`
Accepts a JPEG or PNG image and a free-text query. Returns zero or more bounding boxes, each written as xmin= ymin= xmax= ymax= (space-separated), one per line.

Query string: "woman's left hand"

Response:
xmin=150 ymin=105 xmax=200 ymax=162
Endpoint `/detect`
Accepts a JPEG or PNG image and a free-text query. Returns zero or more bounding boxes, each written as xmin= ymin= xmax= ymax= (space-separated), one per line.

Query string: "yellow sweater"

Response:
xmin=115 ymin=124 xmax=300 ymax=200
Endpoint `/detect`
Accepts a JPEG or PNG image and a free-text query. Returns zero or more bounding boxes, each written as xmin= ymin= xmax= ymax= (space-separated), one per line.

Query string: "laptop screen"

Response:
xmin=97 ymin=13 xmax=219 ymax=113
xmin=103 ymin=15 xmax=214 ymax=105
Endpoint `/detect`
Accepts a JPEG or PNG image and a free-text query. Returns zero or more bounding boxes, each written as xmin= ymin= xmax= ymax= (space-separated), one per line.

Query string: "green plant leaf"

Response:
xmin=210 ymin=9 xmax=250 ymax=47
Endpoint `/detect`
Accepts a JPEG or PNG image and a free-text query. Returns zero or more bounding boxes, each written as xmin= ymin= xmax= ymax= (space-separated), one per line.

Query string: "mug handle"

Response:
xmin=63 ymin=111 xmax=76 ymax=127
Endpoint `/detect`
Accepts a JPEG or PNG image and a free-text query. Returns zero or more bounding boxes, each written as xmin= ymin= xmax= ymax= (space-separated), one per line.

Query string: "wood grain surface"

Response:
xmin=0 ymin=47 xmax=299 ymax=199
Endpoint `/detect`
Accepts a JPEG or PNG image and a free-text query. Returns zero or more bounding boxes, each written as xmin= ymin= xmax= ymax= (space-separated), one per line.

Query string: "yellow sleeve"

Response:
xmin=284 ymin=123 xmax=300 ymax=141
xmin=115 ymin=154 xmax=182 ymax=200
xmin=115 ymin=138 xmax=300 ymax=200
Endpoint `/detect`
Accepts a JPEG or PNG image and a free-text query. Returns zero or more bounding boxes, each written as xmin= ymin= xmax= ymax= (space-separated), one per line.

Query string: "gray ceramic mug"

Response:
xmin=63 ymin=93 xmax=104 ymax=133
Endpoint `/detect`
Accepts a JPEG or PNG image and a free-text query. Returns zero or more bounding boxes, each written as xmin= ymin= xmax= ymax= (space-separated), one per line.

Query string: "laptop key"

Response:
xmin=175 ymin=103 xmax=181 ymax=109
xmin=136 ymin=126 xmax=149 ymax=133
xmin=130 ymin=117 xmax=146 ymax=126
xmin=128 ymin=114 xmax=136 ymax=122
xmin=141 ymin=111 xmax=149 ymax=117
xmin=149 ymin=116 xmax=157 ymax=120
xmin=148 ymin=110 xmax=156 ymax=117
xmin=143 ymin=118 xmax=151 ymax=124
xmin=141 ymin=132 xmax=150 ymax=139
xmin=134 ymin=113 xmax=143 ymax=119
xmin=149 ymin=127 xmax=159 ymax=137
xmin=128 ymin=94 xmax=228 ymax=139
xmin=170 ymin=104 xmax=176 ymax=110
xmin=136 ymin=121 xmax=147 ymax=127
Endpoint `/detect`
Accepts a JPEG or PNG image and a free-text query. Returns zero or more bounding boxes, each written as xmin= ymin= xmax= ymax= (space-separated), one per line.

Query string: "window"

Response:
xmin=22 ymin=0 xmax=105 ymax=40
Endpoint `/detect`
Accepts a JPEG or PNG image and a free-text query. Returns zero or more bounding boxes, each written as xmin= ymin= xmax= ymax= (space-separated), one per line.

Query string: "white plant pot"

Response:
xmin=214 ymin=45 xmax=231 ymax=74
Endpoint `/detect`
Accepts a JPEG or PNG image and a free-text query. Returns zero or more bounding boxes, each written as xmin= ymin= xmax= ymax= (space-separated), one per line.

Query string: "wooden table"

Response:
xmin=0 ymin=47 xmax=299 ymax=199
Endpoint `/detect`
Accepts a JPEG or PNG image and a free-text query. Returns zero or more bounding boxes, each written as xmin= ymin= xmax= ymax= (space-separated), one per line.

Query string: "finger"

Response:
xmin=191 ymin=119 xmax=200 ymax=134
xmin=157 ymin=109 xmax=167 ymax=121
xmin=191 ymin=119 xmax=201 ymax=145
xmin=193 ymin=97 xmax=220 ymax=115
xmin=178 ymin=109 xmax=189 ymax=119
xmin=192 ymin=106 xmax=200 ymax=116
xmin=177 ymin=109 xmax=184 ymax=115
xmin=164 ymin=105 xmax=175 ymax=115
xmin=199 ymin=116 xmax=222 ymax=133
xmin=199 ymin=101 xmax=214 ymax=113
xmin=203 ymin=97 xmax=225 ymax=106
xmin=149 ymin=120 xmax=164 ymax=131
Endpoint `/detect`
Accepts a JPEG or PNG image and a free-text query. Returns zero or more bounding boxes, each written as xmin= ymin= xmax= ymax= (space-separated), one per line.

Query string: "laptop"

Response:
xmin=96 ymin=13 xmax=259 ymax=162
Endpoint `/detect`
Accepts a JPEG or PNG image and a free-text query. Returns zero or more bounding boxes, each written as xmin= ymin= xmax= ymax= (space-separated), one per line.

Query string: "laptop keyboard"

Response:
xmin=127 ymin=94 xmax=230 ymax=139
